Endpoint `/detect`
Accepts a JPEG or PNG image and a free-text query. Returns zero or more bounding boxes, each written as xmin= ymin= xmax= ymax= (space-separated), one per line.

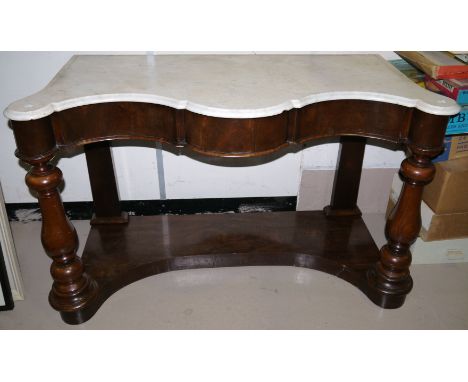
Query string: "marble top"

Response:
xmin=4 ymin=54 xmax=460 ymax=121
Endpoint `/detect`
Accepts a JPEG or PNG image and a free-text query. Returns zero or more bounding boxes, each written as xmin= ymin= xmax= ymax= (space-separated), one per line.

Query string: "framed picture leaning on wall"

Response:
xmin=0 ymin=237 xmax=14 ymax=311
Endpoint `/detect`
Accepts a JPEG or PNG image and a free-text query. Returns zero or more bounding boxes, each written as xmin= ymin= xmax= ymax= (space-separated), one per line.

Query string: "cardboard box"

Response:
xmin=433 ymin=135 xmax=468 ymax=163
xmin=388 ymin=174 xmax=468 ymax=242
xmin=423 ymin=156 xmax=468 ymax=214
xmin=387 ymin=197 xmax=468 ymax=242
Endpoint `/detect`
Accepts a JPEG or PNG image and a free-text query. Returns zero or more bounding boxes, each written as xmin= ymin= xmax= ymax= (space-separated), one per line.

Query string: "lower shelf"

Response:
xmin=65 ymin=211 xmax=386 ymax=324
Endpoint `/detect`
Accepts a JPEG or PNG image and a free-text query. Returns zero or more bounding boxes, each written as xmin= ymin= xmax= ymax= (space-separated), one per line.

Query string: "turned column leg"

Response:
xmin=11 ymin=117 xmax=101 ymax=324
xmin=367 ymin=152 xmax=435 ymax=308
xmin=366 ymin=110 xmax=449 ymax=308
xmin=25 ymin=154 xmax=98 ymax=322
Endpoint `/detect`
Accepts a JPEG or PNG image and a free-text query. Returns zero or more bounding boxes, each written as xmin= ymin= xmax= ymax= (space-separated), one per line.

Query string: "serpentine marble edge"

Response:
xmin=4 ymin=54 xmax=461 ymax=121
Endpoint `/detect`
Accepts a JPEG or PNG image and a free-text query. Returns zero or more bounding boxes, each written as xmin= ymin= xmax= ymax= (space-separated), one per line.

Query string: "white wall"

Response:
xmin=0 ymin=51 xmax=404 ymax=204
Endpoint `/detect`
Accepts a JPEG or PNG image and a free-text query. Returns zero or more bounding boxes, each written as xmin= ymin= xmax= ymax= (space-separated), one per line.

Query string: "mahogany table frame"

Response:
xmin=10 ymin=99 xmax=449 ymax=324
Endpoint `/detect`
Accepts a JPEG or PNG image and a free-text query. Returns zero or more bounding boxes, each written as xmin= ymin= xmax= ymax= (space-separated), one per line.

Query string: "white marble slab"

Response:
xmin=4 ymin=54 xmax=460 ymax=121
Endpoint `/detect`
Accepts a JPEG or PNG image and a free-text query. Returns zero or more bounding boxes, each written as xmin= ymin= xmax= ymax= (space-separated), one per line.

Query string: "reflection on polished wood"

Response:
xmin=75 ymin=212 xmax=379 ymax=325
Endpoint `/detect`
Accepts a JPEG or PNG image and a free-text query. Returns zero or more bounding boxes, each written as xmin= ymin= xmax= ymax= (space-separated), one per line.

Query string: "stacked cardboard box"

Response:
xmin=392 ymin=53 xmax=468 ymax=249
xmin=383 ymin=54 xmax=468 ymax=262
xmin=387 ymin=158 xmax=468 ymax=242
xmin=387 ymin=164 xmax=468 ymax=263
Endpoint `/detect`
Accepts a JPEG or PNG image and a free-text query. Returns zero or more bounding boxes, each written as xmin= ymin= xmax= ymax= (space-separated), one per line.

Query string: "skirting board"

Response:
xmin=5 ymin=196 xmax=297 ymax=223
xmin=0 ymin=183 xmax=24 ymax=301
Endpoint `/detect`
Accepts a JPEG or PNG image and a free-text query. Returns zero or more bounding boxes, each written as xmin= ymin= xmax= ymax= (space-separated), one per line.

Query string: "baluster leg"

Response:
xmin=367 ymin=153 xmax=434 ymax=307
xmin=25 ymin=153 xmax=98 ymax=323
xmin=367 ymin=110 xmax=447 ymax=308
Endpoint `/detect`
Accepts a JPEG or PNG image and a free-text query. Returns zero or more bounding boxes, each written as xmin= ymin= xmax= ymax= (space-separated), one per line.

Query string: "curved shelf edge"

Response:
xmin=59 ymin=210 xmax=401 ymax=325
xmin=60 ymin=253 xmax=405 ymax=325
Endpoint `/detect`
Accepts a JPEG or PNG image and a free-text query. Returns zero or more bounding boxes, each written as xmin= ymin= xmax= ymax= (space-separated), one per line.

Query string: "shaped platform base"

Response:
xmin=60 ymin=211 xmax=405 ymax=324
